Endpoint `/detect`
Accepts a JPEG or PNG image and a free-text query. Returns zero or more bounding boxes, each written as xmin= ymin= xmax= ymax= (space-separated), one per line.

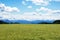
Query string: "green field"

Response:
xmin=0 ymin=24 xmax=60 ymax=40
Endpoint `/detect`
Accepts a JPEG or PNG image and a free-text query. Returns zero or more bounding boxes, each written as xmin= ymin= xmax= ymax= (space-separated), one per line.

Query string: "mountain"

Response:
xmin=2 ymin=20 xmax=32 ymax=24
xmin=31 ymin=20 xmax=54 ymax=24
xmin=13 ymin=20 xmax=32 ymax=24
xmin=0 ymin=19 xmax=55 ymax=24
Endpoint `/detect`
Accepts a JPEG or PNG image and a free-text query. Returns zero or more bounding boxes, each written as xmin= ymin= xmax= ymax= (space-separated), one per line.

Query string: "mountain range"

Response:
xmin=0 ymin=19 xmax=55 ymax=24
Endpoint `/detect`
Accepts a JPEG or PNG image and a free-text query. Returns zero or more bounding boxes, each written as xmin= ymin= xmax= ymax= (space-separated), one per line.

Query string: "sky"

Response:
xmin=0 ymin=0 xmax=60 ymax=21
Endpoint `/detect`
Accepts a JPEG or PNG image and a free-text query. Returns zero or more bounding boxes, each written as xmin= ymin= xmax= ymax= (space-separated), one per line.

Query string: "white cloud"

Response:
xmin=0 ymin=7 xmax=60 ymax=21
xmin=0 ymin=3 xmax=20 ymax=12
xmin=22 ymin=1 xmax=26 ymax=5
xmin=22 ymin=12 xmax=41 ymax=16
xmin=0 ymin=3 xmax=60 ymax=21
xmin=27 ymin=6 xmax=32 ymax=8
xmin=26 ymin=0 xmax=51 ymax=6
xmin=13 ymin=11 xmax=60 ymax=20
xmin=0 ymin=3 xmax=20 ymax=20
xmin=35 ymin=7 xmax=60 ymax=20
xmin=36 ymin=7 xmax=53 ymax=15
xmin=25 ymin=0 xmax=60 ymax=6
xmin=11 ymin=7 xmax=60 ymax=21
xmin=5 ymin=7 xmax=20 ymax=12
xmin=0 ymin=9 xmax=60 ymax=21
xmin=36 ymin=7 xmax=60 ymax=15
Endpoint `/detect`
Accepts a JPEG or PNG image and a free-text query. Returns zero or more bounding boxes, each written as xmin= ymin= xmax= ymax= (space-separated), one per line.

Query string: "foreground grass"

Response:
xmin=0 ymin=24 xmax=60 ymax=40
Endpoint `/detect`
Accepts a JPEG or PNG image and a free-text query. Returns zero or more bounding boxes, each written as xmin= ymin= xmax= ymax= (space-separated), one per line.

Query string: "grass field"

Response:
xmin=0 ymin=24 xmax=60 ymax=40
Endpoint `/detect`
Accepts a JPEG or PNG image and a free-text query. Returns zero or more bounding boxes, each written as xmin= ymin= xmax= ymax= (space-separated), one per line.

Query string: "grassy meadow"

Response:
xmin=0 ymin=24 xmax=60 ymax=40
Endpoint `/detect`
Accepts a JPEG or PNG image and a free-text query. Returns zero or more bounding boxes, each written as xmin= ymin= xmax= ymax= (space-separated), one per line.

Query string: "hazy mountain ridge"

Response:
xmin=0 ymin=19 xmax=57 ymax=24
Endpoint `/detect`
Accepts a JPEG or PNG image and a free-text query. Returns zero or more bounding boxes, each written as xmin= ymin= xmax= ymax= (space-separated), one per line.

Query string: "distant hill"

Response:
xmin=0 ymin=20 xmax=8 ymax=24
xmin=53 ymin=20 xmax=60 ymax=24
xmin=37 ymin=22 xmax=52 ymax=24
xmin=32 ymin=20 xmax=54 ymax=24
xmin=1 ymin=19 xmax=59 ymax=24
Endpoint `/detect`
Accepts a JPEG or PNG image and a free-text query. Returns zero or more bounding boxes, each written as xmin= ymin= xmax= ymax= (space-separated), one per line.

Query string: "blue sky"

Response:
xmin=0 ymin=0 xmax=60 ymax=21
